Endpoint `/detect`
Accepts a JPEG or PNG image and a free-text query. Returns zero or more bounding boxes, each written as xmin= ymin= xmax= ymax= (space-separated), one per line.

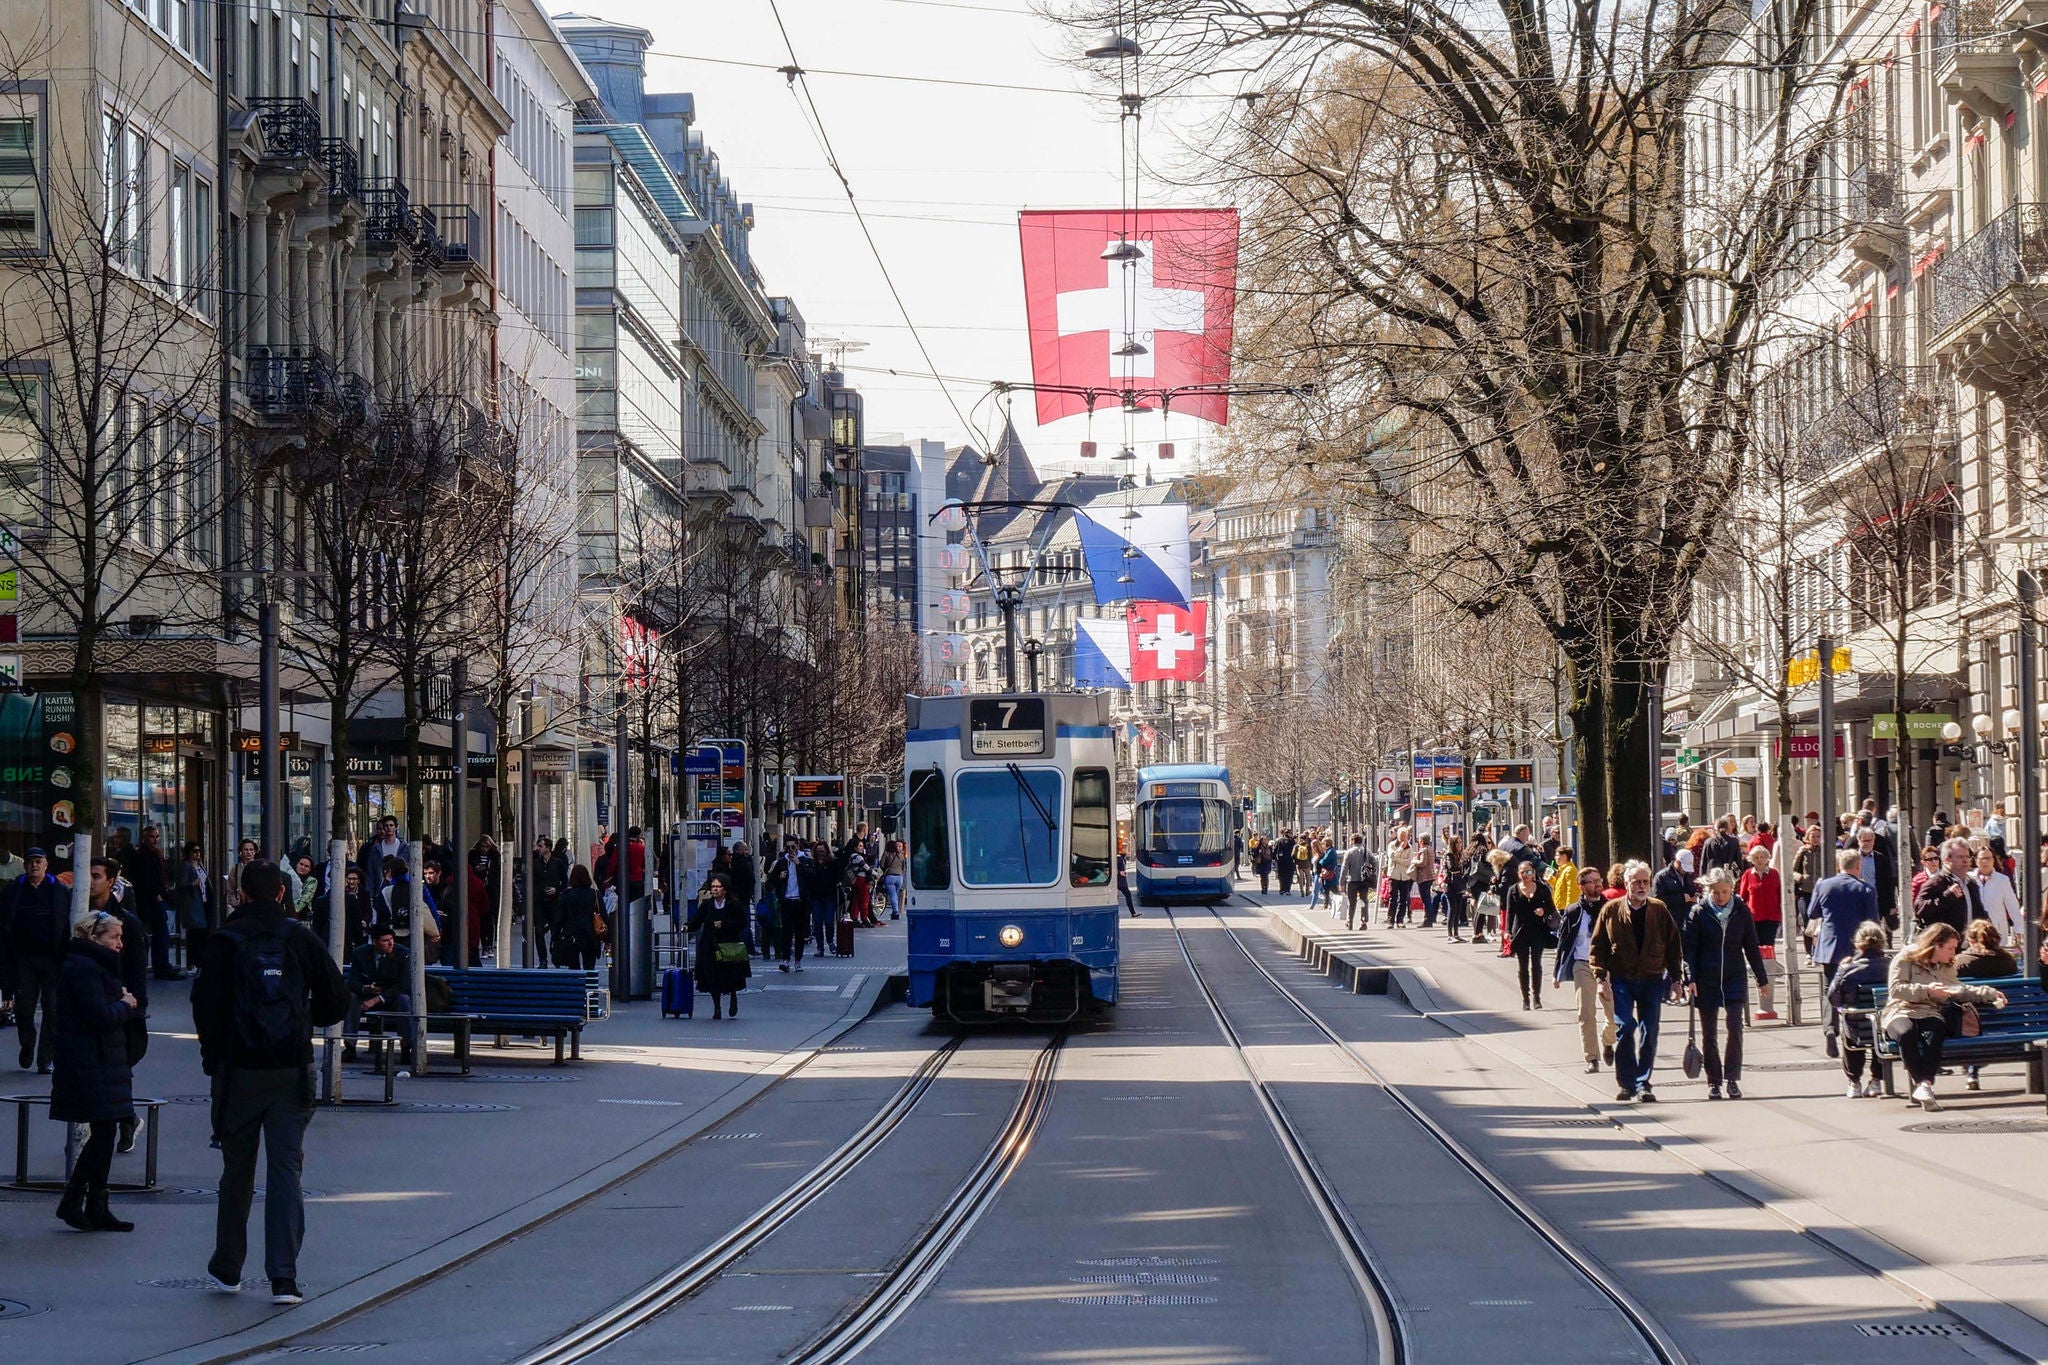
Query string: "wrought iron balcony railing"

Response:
xmin=1798 ymin=365 xmax=1951 ymax=481
xmin=413 ymin=203 xmax=447 ymax=269
xmin=1847 ymin=160 xmax=1901 ymax=228
xmin=361 ymin=178 xmax=418 ymax=253
xmin=248 ymin=96 xmax=322 ymax=162
xmin=245 ymin=345 xmax=339 ymax=414
xmin=322 ymin=139 xmax=361 ymax=207
xmin=1929 ymin=201 xmax=2048 ymax=335
xmin=426 ymin=204 xmax=482 ymax=267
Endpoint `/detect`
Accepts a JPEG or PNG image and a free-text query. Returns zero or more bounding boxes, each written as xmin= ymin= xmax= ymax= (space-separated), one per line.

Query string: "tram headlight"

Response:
xmin=998 ymin=924 xmax=1025 ymax=949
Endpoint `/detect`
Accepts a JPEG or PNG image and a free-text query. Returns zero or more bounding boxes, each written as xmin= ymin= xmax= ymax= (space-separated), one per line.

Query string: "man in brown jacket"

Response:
xmin=1590 ymin=860 xmax=1684 ymax=1103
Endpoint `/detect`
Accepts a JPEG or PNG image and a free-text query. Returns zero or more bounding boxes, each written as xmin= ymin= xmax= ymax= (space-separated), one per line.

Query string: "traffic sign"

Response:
xmin=1374 ymin=770 xmax=1399 ymax=800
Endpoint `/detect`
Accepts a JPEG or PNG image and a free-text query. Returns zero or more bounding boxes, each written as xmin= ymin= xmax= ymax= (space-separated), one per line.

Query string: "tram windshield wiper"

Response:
xmin=1007 ymin=763 xmax=1060 ymax=836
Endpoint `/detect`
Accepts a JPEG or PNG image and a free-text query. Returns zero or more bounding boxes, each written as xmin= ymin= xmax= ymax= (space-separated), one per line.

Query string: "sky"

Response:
xmin=589 ymin=0 xmax=1228 ymax=476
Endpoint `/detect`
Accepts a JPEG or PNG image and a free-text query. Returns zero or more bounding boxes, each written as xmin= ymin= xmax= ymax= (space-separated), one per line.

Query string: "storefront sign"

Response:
xmin=416 ymin=766 xmax=458 ymax=783
xmin=0 ymin=571 xmax=18 ymax=602
xmin=1870 ymin=712 xmax=1953 ymax=740
xmin=1780 ymin=734 xmax=1847 ymax=759
xmin=528 ymin=749 xmax=572 ymax=774
xmin=144 ymin=736 xmax=179 ymax=755
xmin=345 ymin=754 xmax=394 ymax=779
xmin=287 ymin=754 xmax=313 ymax=777
xmin=234 ymin=730 xmax=300 ymax=752
xmin=0 ymin=655 xmax=19 ymax=688
xmin=1713 ymin=756 xmax=1762 ymax=778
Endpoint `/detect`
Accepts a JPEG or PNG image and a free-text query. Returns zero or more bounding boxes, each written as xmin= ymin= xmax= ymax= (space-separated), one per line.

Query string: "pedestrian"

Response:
xmin=1471 ymin=847 xmax=1509 ymax=945
xmin=767 ymin=838 xmax=810 ymax=972
xmin=1680 ymin=868 xmax=1768 ymax=1100
xmin=131 ymin=825 xmax=182 ymax=981
xmin=689 ymin=874 xmax=750 ymax=1019
xmin=291 ymin=856 xmax=318 ymax=920
xmin=1251 ymin=836 xmax=1272 ymax=894
xmin=192 ymin=860 xmax=350 ymax=1304
xmin=1968 ymin=845 xmax=2025 ymax=946
xmin=1440 ymin=835 xmax=1469 ymax=940
xmin=1736 ymin=843 xmax=1783 ymax=1019
xmin=1808 ymin=848 xmax=1880 ymax=1058
xmin=880 ymin=839 xmax=905 ymax=921
xmin=807 ymin=840 xmax=837 ymax=959
xmin=1503 ymin=858 xmax=1556 ymax=1010
xmin=550 ymin=866 xmax=603 ymax=970
xmin=49 ymin=909 xmax=141 ymax=1232
xmin=1384 ymin=829 xmax=1416 ymax=928
xmin=1339 ymin=835 xmax=1372 ymax=930
xmin=1954 ymin=918 xmax=2019 ymax=1091
xmin=1912 ymin=837 xmax=1979 ymax=938
xmin=1275 ymin=830 xmax=1298 ymax=897
xmin=728 ymin=840 xmax=759 ymax=924
xmin=1311 ymin=837 xmax=1340 ymax=911
xmin=1854 ymin=826 xmax=1900 ymax=931
xmin=1826 ymin=922 xmax=1890 ymax=1098
xmin=1547 ymin=845 xmax=1578 ymax=915
xmin=1654 ymin=845 xmax=1695 ymax=921
xmin=1410 ymin=836 xmax=1436 ymax=927
xmin=7 ymin=848 xmax=70 ymax=1072
xmin=1700 ymin=816 xmax=1744 ymax=877
xmin=1553 ymin=866 xmax=1617 ymax=1073
xmin=88 ymin=857 xmax=152 ymax=1152
xmin=1880 ymin=921 xmax=2008 ymax=1111
xmin=1791 ymin=823 xmax=1826 ymax=922
xmin=173 ymin=841 xmax=214 ymax=966
xmin=1589 ymin=861 xmax=1683 ymax=1103
xmin=1117 ymin=849 xmax=1138 ymax=917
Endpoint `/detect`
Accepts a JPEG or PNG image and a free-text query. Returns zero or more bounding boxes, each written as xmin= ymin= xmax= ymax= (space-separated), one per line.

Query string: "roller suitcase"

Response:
xmin=835 ymin=918 xmax=855 ymax=958
xmin=661 ymin=965 xmax=694 ymax=1019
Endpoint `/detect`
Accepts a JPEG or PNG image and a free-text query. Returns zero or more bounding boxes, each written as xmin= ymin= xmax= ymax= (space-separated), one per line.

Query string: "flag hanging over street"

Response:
xmin=1127 ymin=600 xmax=1208 ymax=683
xmin=1018 ymin=209 xmax=1240 ymax=426
xmin=1073 ymin=616 xmax=1133 ymax=689
xmin=1074 ymin=503 xmax=1192 ymax=607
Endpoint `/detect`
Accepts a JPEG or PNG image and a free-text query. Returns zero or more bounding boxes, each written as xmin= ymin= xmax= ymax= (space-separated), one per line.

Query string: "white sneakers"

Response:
xmin=1861 ymin=1078 xmax=1882 ymax=1098
xmin=1909 ymin=1081 xmax=1940 ymax=1109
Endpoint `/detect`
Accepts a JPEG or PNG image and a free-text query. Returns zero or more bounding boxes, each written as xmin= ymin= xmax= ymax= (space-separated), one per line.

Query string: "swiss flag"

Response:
xmin=1018 ymin=209 xmax=1239 ymax=426
xmin=1127 ymin=601 xmax=1207 ymax=683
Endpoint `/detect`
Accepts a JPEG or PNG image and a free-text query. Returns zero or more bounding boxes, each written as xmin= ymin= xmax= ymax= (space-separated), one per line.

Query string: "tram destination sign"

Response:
xmin=1473 ymin=760 xmax=1536 ymax=787
xmin=789 ymin=774 xmax=846 ymax=805
xmin=969 ymin=697 xmax=1045 ymax=756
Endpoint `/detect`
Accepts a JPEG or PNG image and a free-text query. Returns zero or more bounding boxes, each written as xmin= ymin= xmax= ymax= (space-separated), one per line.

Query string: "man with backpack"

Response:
xmin=192 ymin=861 xmax=349 ymax=1306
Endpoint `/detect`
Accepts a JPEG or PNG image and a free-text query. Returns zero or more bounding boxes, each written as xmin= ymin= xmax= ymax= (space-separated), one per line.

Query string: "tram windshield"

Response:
xmin=1138 ymin=797 xmax=1233 ymax=857
xmin=955 ymin=768 xmax=1063 ymax=886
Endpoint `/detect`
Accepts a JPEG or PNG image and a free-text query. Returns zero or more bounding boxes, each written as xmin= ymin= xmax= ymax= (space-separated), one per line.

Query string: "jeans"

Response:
xmin=1343 ymin=882 xmax=1368 ymax=928
xmin=210 ymin=1066 xmax=314 ymax=1283
xmin=1695 ymin=1001 xmax=1744 ymax=1086
xmin=1610 ymin=976 xmax=1666 ymax=1092
xmin=1818 ymin=954 xmax=1851 ymax=1038
xmin=13 ymin=955 xmax=58 ymax=1067
xmin=1571 ymin=963 xmax=1617 ymax=1060
xmin=810 ymin=897 xmax=835 ymax=954
xmin=779 ymin=899 xmax=811 ymax=963
xmin=1387 ymin=881 xmax=1412 ymax=925
xmin=1896 ymin=1014 xmax=1950 ymax=1085
xmin=1515 ymin=943 xmax=1545 ymax=1002
xmin=881 ymin=874 xmax=903 ymax=918
xmin=345 ymin=993 xmax=415 ymax=1056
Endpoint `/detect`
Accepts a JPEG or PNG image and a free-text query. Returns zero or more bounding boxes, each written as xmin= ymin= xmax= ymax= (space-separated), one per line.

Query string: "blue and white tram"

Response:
xmin=1132 ymin=764 xmax=1238 ymax=905
xmin=902 ymin=691 xmax=1119 ymax=1022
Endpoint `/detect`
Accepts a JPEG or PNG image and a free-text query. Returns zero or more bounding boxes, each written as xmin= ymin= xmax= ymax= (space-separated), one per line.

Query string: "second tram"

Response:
xmin=1132 ymin=763 xmax=1238 ymax=904
xmin=902 ymin=691 xmax=1119 ymax=1023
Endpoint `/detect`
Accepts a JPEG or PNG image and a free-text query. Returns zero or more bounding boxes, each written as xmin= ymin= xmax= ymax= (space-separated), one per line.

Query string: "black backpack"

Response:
xmin=221 ymin=921 xmax=309 ymax=1068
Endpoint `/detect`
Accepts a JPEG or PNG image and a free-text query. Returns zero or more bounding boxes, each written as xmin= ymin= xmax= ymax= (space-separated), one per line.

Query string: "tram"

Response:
xmin=1132 ymin=764 xmax=1238 ymax=904
xmin=902 ymin=691 xmax=1119 ymax=1022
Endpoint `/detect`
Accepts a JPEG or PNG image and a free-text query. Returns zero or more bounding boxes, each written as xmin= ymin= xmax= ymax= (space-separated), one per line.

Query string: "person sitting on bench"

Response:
xmin=343 ymin=925 xmax=413 ymax=1061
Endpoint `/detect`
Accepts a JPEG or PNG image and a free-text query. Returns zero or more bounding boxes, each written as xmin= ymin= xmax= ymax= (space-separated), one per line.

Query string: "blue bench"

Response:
xmin=1845 ymin=976 xmax=2048 ymax=1100
xmin=426 ymin=967 xmax=610 ymax=1064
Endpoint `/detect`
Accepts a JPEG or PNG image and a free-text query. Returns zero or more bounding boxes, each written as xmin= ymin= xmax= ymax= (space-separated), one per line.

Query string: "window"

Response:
xmin=1070 ymin=766 xmax=1111 ymax=887
xmin=0 ymin=110 xmax=39 ymax=250
xmin=0 ymin=373 xmax=41 ymax=523
xmin=908 ymin=766 xmax=950 ymax=889
xmin=955 ymin=767 xmax=1062 ymax=887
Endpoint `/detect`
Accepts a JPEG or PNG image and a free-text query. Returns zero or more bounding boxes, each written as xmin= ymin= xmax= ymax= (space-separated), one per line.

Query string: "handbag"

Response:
xmin=1682 ymin=1005 xmax=1704 ymax=1080
xmin=1958 ymin=1002 xmax=1982 ymax=1038
xmin=715 ymin=940 xmax=749 ymax=964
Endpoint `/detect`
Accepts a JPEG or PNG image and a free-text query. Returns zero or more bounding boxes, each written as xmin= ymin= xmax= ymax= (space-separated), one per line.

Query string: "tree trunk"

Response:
xmin=1568 ymin=653 xmax=1658 ymax=870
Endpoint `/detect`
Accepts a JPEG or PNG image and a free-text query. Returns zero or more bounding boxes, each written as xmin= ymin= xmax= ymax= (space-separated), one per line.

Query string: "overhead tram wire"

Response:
xmin=762 ymin=0 xmax=987 ymax=448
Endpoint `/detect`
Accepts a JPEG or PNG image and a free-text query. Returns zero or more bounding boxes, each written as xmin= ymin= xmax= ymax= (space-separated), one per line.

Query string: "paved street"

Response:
xmin=5 ymin=890 xmax=2047 ymax=1363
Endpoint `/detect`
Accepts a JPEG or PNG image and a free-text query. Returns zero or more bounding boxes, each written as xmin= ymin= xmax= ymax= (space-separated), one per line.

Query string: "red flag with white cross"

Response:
xmin=1126 ymin=601 xmax=1207 ymax=683
xmin=1018 ymin=209 xmax=1239 ymax=426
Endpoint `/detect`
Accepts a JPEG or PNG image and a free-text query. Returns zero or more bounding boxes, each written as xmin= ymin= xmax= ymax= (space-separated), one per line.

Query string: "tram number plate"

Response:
xmin=970 ymin=698 xmax=1046 ymax=755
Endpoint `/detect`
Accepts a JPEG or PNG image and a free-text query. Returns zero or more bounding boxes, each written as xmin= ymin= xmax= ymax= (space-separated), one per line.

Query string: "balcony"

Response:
xmin=413 ymin=203 xmax=447 ymax=270
xmin=322 ymin=139 xmax=360 ymax=208
xmin=1844 ymin=160 xmax=1905 ymax=271
xmin=1934 ymin=0 xmax=2020 ymax=117
xmin=361 ymin=178 xmax=419 ymax=256
xmin=426 ymin=204 xmax=483 ymax=269
xmin=245 ymin=345 xmax=339 ymax=415
xmin=1798 ymin=366 xmax=1953 ymax=486
xmin=1927 ymin=202 xmax=2048 ymax=389
xmin=248 ymin=96 xmax=322 ymax=164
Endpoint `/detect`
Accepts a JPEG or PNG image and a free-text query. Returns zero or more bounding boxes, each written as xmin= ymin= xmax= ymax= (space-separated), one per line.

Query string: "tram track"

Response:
xmin=1169 ymin=903 xmax=1688 ymax=1365
xmin=509 ymin=1034 xmax=969 ymax=1364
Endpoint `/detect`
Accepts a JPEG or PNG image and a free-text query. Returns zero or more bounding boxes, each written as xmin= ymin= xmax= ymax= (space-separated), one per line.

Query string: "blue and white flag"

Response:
xmin=1073 ymin=615 xmax=1132 ymax=689
xmin=1074 ymin=504 xmax=1192 ymax=608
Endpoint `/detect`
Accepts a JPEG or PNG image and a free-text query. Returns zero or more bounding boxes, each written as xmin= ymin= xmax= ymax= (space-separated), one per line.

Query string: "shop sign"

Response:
xmin=1870 ymin=712 xmax=1952 ymax=740
xmin=527 ymin=749 xmax=572 ymax=774
xmin=0 ymin=655 xmax=19 ymax=688
xmin=287 ymin=754 xmax=313 ymax=777
xmin=234 ymin=730 xmax=299 ymax=752
xmin=144 ymin=736 xmax=179 ymax=755
xmin=1780 ymin=734 xmax=1847 ymax=759
xmin=1713 ymin=756 xmax=1762 ymax=778
xmin=345 ymin=754 xmax=394 ymax=779
xmin=0 ymin=571 xmax=18 ymax=602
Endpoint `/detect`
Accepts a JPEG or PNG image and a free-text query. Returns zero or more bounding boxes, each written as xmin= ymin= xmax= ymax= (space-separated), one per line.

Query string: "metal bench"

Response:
xmin=1845 ymin=976 xmax=2048 ymax=1099
xmin=427 ymin=967 xmax=609 ymax=1064
xmin=7 ymin=1094 xmax=165 ymax=1192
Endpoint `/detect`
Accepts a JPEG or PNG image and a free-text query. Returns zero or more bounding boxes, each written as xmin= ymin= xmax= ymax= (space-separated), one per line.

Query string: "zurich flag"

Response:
xmin=1073 ymin=616 xmax=1133 ymax=689
xmin=1075 ymin=504 xmax=1193 ymax=608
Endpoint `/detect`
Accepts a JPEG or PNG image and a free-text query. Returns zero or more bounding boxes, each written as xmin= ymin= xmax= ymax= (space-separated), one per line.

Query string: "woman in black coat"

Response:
xmin=1502 ymin=859 xmax=1557 ymax=1011
xmin=1681 ymin=868 xmax=1770 ymax=1100
xmin=551 ymin=864 xmax=604 ymax=970
xmin=50 ymin=910 xmax=139 ymax=1231
xmin=689 ymin=874 xmax=750 ymax=1018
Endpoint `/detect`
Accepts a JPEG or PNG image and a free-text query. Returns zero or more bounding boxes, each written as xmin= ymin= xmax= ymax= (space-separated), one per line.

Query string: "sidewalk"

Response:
xmin=1240 ymin=879 xmax=2048 ymax=1361
xmin=0 ymin=917 xmax=907 ymax=1365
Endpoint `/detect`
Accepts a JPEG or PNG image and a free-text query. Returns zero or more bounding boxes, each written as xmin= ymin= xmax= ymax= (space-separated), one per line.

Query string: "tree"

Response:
xmin=0 ymin=31 xmax=231 ymax=841
xmin=1081 ymin=0 xmax=1843 ymax=864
